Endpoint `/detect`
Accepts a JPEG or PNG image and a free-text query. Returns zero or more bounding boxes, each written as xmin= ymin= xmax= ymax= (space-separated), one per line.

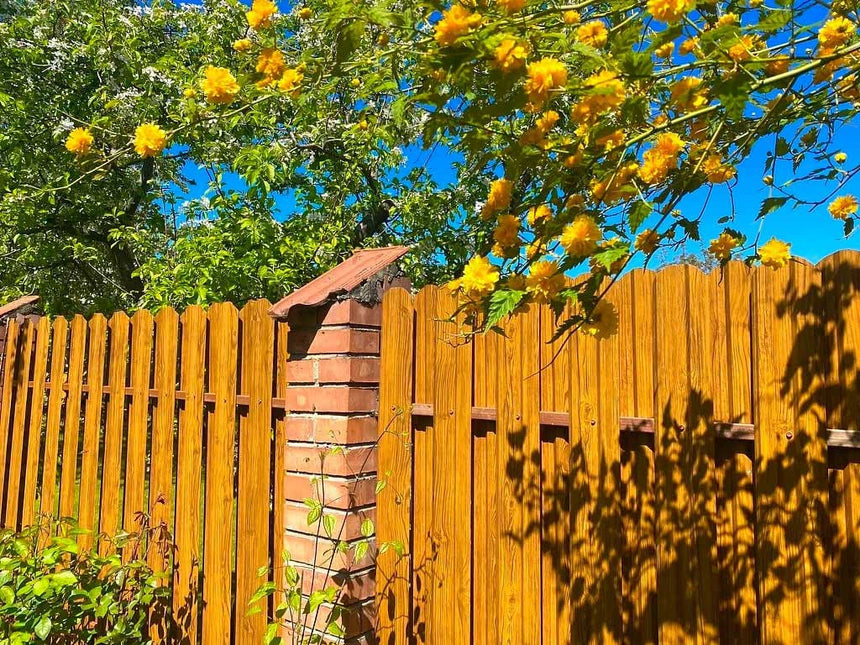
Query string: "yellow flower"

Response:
xmin=65 ymin=127 xmax=94 ymax=157
xmin=524 ymin=57 xmax=568 ymax=106
xmin=596 ymin=129 xmax=625 ymax=152
xmin=201 ymin=66 xmax=240 ymax=104
xmin=765 ymin=55 xmax=790 ymax=76
xmin=647 ymin=0 xmax=695 ymax=23
xmin=183 ymin=87 xmax=196 ymax=98
xmin=506 ymin=274 xmax=527 ymax=291
xmin=526 ymin=239 xmax=545 ymax=259
xmin=635 ymin=229 xmax=660 ymax=255
xmin=460 ymin=256 xmax=500 ymax=297
xmin=494 ymin=214 xmax=521 ymax=250
xmin=670 ymin=76 xmax=708 ymax=112
xmin=715 ymin=13 xmax=738 ymax=27
xmin=591 ymin=163 xmax=638 ymax=205
xmin=581 ymin=299 xmax=618 ymax=339
xmin=654 ymin=132 xmax=685 ymax=157
xmin=576 ymin=21 xmax=608 ymax=48
xmin=434 ymin=5 xmax=482 ymax=47
xmin=563 ymin=10 xmax=581 ymax=25
xmin=702 ymin=155 xmax=736 ymax=183
xmin=639 ymin=132 xmax=685 ymax=184
xmin=233 ymin=38 xmax=253 ymax=53
xmin=560 ymin=215 xmax=602 ymax=257
xmin=357 ymin=119 xmax=369 ymax=131
xmin=828 ymin=195 xmax=858 ymax=220
xmin=679 ymin=37 xmax=699 ymax=55
xmin=835 ymin=152 xmax=848 ymax=163
xmin=496 ymin=0 xmax=526 ymax=13
xmin=493 ymin=39 xmax=529 ymax=73
xmin=583 ymin=69 xmax=626 ymax=112
xmin=759 ymin=238 xmax=791 ymax=269
xmin=526 ymin=260 xmax=565 ymax=303
xmin=728 ymin=35 xmax=761 ymax=62
xmin=709 ymin=232 xmax=740 ymax=261
xmin=527 ymin=204 xmax=553 ymax=225
xmin=819 ymin=16 xmax=855 ymax=50
xmin=565 ymin=194 xmax=585 ymax=211
xmin=655 ymin=42 xmax=675 ymax=58
xmin=256 ymin=48 xmax=286 ymax=80
xmin=278 ymin=67 xmax=304 ymax=94
xmin=133 ymin=123 xmax=167 ymax=158
xmin=247 ymin=0 xmax=278 ymax=29
xmin=482 ymin=178 xmax=513 ymax=219
xmin=297 ymin=7 xmax=313 ymax=19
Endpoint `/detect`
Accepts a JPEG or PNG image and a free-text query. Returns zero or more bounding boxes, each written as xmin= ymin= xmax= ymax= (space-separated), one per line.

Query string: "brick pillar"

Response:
xmin=283 ymin=299 xmax=380 ymax=644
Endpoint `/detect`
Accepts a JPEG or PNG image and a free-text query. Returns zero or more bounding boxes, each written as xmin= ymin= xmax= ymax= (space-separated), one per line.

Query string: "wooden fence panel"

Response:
xmin=4 ymin=320 xmax=35 ymax=528
xmin=236 ymin=299 xmax=274 ymax=643
xmin=202 ymin=302 xmax=239 ymax=645
xmin=375 ymin=287 xmax=414 ymax=644
xmin=78 ymin=314 xmax=107 ymax=548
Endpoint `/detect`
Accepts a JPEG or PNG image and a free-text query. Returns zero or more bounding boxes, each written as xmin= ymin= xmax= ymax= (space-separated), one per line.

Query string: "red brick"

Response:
xmin=285 ymin=444 xmax=376 ymax=476
xmin=288 ymin=328 xmax=379 ymax=356
xmin=319 ymin=300 xmax=382 ymax=327
xmin=284 ymin=532 xmax=375 ymax=569
xmin=284 ymin=473 xmax=376 ymax=509
xmin=286 ymin=359 xmax=316 ymax=383
xmin=317 ymin=357 xmax=380 ymax=384
xmin=284 ymin=501 xmax=375 ymax=541
xmin=287 ymin=386 xmax=377 ymax=414
xmin=283 ymin=415 xmax=378 ymax=443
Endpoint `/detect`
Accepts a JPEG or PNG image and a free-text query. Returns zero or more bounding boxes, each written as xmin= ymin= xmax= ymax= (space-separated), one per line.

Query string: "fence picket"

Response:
xmin=202 ymin=302 xmax=239 ymax=645
xmin=0 ymin=319 xmax=20 ymax=514
xmin=78 ymin=314 xmax=107 ymax=548
xmin=375 ymin=288 xmax=414 ymax=644
xmin=21 ymin=317 xmax=50 ymax=527
xmin=4 ymin=320 xmax=35 ymax=528
xmin=40 ymin=317 xmax=68 ymax=521
xmin=58 ymin=315 xmax=87 ymax=522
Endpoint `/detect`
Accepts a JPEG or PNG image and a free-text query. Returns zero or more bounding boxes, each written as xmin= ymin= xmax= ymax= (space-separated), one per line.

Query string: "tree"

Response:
xmin=2 ymin=0 xmax=858 ymax=333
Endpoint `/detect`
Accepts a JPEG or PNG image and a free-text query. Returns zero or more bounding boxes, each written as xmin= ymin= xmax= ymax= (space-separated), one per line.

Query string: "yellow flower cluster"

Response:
xmin=709 ymin=232 xmax=740 ymax=262
xmin=201 ymin=66 xmax=240 ymax=104
xmin=493 ymin=214 xmax=521 ymax=256
xmin=435 ymin=5 xmax=482 ymax=47
xmin=524 ymin=58 xmax=567 ymax=107
xmin=591 ymin=162 xmax=638 ymax=205
xmin=278 ymin=67 xmax=304 ymax=94
xmin=256 ymin=48 xmax=287 ymax=84
xmin=581 ymin=300 xmax=618 ymax=339
xmin=233 ymin=38 xmax=253 ymax=53
xmin=520 ymin=110 xmax=559 ymax=146
xmin=494 ymin=39 xmax=529 ymax=73
xmin=560 ymin=215 xmax=602 ymax=257
xmin=496 ymin=0 xmax=526 ymax=13
xmin=134 ymin=123 xmax=167 ymax=158
xmin=526 ymin=260 xmax=565 ymax=303
xmin=576 ymin=21 xmax=608 ymax=48
xmin=482 ymin=178 xmax=513 ymax=219
xmin=639 ymin=132 xmax=685 ymax=184
xmin=829 ymin=195 xmax=858 ymax=220
xmin=65 ymin=128 xmax=93 ymax=157
xmin=246 ymin=0 xmax=277 ymax=30
xmin=670 ymin=77 xmax=708 ymax=112
xmin=647 ymin=0 xmax=695 ymax=23
xmin=759 ymin=238 xmax=791 ymax=268
xmin=655 ymin=42 xmax=674 ymax=58
xmin=563 ymin=10 xmax=581 ymax=25
xmin=819 ymin=16 xmax=855 ymax=50
xmin=527 ymin=204 xmax=552 ymax=226
xmin=702 ymin=155 xmax=736 ymax=183
xmin=728 ymin=35 xmax=762 ymax=62
xmin=457 ymin=256 xmax=500 ymax=299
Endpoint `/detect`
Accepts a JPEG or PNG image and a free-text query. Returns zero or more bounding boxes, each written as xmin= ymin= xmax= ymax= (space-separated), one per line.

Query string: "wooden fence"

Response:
xmin=376 ymin=251 xmax=860 ymax=644
xmin=0 ymin=300 xmax=288 ymax=644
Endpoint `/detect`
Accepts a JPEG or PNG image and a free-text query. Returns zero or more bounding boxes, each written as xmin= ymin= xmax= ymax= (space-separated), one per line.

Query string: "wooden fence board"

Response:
xmin=99 ymin=312 xmax=129 ymax=548
xmin=173 ymin=305 xmax=207 ymax=643
xmin=202 ymin=302 xmax=239 ymax=645
xmin=376 ymin=288 xmax=414 ymax=644
xmin=4 ymin=320 xmax=35 ymax=528
xmin=41 ymin=317 xmax=68 ymax=521
xmin=273 ymin=320 xmax=289 ymax=625
xmin=124 ymin=310 xmax=154 ymax=538
xmin=21 ymin=317 xmax=50 ymax=527
xmin=236 ymin=300 xmax=274 ymax=643
xmin=58 ymin=315 xmax=87 ymax=522
xmin=0 ymin=319 xmax=20 ymax=511
xmin=78 ymin=314 xmax=107 ymax=548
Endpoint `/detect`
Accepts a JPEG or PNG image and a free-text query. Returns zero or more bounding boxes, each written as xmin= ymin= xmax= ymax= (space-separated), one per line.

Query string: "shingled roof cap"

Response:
xmin=269 ymin=246 xmax=409 ymax=319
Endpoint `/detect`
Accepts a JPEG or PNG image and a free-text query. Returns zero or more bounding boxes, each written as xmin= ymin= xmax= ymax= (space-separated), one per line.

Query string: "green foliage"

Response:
xmin=0 ymin=519 xmax=170 ymax=644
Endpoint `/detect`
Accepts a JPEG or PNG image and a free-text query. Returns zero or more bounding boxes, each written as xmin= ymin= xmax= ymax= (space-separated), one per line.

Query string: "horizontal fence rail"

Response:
xmin=377 ymin=251 xmax=860 ymax=645
xmin=0 ymin=300 xmax=287 ymax=644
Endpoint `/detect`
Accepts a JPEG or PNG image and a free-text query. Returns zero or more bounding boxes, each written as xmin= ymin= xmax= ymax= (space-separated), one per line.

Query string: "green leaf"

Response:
xmin=323 ymin=514 xmax=336 ymax=538
xmin=360 ymin=519 xmax=374 ymax=538
xmin=628 ymin=201 xmax=653 ymax=234
xmin=51 ymin=570 xmax=77 ymax=587
xmin=34 ymin=615 xmax=51 ymax=640
xmin=264 ymin=623 xmax=282 ymax=645
xmin=0 ymin=586 xmax=14 ymax=605
xmin=486 ymin=289 xmax=525 ymax=330
xmin=757 ymin=197 xmax=788 ymax=220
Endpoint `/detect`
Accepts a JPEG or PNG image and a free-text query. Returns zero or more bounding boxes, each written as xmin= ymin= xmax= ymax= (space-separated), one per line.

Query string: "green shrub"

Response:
xmin=0 ymin=518 xmax=171 ymax=644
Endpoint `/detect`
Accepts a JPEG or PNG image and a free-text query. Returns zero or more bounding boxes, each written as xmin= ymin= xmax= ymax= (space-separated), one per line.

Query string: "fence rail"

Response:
xmin=377 ymin=251 xmax=860 ymax=644
xmin=0 ymin=300 xmax=288 ymax=644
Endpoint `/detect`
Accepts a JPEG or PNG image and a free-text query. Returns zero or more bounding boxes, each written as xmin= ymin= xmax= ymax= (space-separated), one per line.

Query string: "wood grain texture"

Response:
xmin=58 ymin=315 xmax=87 ymax=522
xmin=0 ymin=318 xmax=20 ymax=519
xmin=21 ymin=317 xmax=50 ymax=528
xmin=202 ymin=302 xmax=239 ymax=645
xmin=4 ymin=320 xmax=35 ymax=528
xmin=99 ymin=312 xmax=129 ymax=550
xmin=173 ymin=306 xmax=206 ymax=643
xmin=123 ymin=310 xmax=154 ymax=538
xmin=236 ymin=300 xmax=274 ymax=643
xmin=376 ymin=288 xmax=415 ymax=645
xmin=40 ymin=317 xmax=69 ymax=522
xmin=78 ymin=314 xmax=107 ymax=548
